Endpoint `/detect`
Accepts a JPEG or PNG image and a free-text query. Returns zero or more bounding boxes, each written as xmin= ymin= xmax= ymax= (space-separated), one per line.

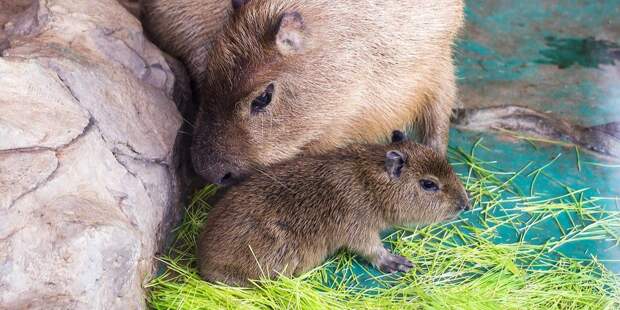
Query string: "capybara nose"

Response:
xmin=216 ymin=172 xmax=235 ymax=186
xmin=200 ymin=166 xmax=240 ymax=186
xmin=191 ymin=142 xmax=243 ymax=186
xmin=459 ymin=195 xmax=471 ymax=211
xmin=192 ymin=155 xmax=241 ymax=186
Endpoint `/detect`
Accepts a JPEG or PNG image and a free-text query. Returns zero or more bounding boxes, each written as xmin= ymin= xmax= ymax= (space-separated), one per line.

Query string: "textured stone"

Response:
xmin=1 ymin=129 xmax=154 ymax=309
xmin=0 ymin=150 xmax=58 ymax=210
xmin=0 ymin=59 xmax=90 ymax=151
xmin=0 ymin=0 xmax=184 ymax=308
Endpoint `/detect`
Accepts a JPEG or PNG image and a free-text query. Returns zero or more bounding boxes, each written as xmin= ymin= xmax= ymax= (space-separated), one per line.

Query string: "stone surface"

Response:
xmin=0 ymin=0 xmax=183 ymax=308
xmin=0 ymin=60 xmax=90 ymax=150
xmin=0 ymin=150 xmax=58 ymax=209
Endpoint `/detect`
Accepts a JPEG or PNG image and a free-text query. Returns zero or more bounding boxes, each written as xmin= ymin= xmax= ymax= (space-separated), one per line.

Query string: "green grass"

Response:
xmin=147 ymin=141 xmax=620 ymax=310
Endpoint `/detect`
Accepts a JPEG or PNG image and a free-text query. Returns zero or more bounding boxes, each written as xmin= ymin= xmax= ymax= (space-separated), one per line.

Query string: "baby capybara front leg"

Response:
xmin=348 ymin=235 xmax=413 ymax=273
xmin=373 ymin=248 xmax=414 ymax=273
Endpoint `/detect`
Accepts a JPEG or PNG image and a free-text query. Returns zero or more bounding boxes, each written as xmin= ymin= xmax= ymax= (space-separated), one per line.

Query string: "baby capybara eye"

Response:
xmin=420 ymin=179 xmax=440 ymax=192
xmin=251 ymin=83 xmax=274 ymax=114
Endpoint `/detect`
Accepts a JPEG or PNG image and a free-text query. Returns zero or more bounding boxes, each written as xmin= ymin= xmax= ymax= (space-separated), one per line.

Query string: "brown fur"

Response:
xmin=197 ymin=137 xmax=469 ymax=286
xmin=118 ymin=0 xmax=142 ymax=18
xmin=143 ymin=0 xmax=231 ymax=79
xmin=144 ymin=0 xmax=465 ymax=183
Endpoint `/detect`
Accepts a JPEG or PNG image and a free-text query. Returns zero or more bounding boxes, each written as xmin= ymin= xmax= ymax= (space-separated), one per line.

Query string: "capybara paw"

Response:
xmin=376 ymin=253 xmax=413 ymax=273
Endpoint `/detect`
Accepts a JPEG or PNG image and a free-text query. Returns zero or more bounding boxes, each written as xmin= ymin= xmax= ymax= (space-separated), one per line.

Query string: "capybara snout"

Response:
xmin=191 ymin=124 xmax=249 ymax=185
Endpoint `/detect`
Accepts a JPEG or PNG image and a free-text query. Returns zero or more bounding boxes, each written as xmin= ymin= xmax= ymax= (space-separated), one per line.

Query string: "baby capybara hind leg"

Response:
xmin=202 ymin=265 xmax=252 ymax=287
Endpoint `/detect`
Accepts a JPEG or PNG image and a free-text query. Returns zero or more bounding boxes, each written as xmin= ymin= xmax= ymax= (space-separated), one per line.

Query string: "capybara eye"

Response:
xmin=420 ymin=179 xmax=439 ymax=192
xmin=251 ymin=83 xmax=275 ymax=114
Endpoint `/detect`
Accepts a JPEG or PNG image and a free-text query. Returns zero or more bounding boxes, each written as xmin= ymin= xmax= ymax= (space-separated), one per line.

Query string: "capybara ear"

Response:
xmin=385 ymin=150 xmax=406 ymax=180
xmin=232 ymin=0 xmax=250 ymax=10
xmin=276 ymin=12 xmax=306 ymax=55
xmin=391 ymin=130 xmax=407 ymax=143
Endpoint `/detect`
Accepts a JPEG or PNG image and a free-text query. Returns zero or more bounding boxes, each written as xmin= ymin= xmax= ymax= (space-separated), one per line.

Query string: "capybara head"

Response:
xmin=371 ymin=131 xmax=470 ymax=224
xmin=191 ymin=0 xmax=363 ymax=184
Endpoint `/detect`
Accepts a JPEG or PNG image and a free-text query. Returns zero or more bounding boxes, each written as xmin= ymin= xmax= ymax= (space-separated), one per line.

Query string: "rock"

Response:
xmin=0 ymin=60 xmax=90 ymax=150
xmin=0 ymin=0 xmax=185 ymax=308
xmin=0 ymin=150 xmax=58 ymax=209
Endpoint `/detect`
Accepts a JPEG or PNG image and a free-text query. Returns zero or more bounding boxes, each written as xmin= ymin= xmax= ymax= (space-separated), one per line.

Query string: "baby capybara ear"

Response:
xmin=391 ymin=130 xmax=407 ymax=143
xmin=385 ymin=150 xmax=406 ymax=180
xmin=232 ymin=0 xmax=250 ymax=10
xmin=276 ymin=12 xmax=306 ymax=55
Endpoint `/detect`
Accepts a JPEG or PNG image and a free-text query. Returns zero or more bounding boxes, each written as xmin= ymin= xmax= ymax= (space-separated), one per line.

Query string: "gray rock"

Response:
xmin=0 ymin=0 xmax=184 ymax=308
xmin=0 ymin=150 xmax=58 ymax=210
xmin=0 ymin=60 xmax=90 ymax=151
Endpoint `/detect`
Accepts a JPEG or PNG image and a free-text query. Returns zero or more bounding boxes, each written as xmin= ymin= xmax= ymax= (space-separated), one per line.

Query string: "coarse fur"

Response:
xmin=197 ymin=134 xmax=470 ymax=286
xmin=144 ymin=0 xmax=465 ymax=184
xmin=143 ymin=0 xmax=231 ymax=78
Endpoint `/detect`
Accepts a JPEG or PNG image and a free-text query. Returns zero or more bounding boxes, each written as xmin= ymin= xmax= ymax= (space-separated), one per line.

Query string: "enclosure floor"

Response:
xmin=454 ymin=0 xmax=620 ymax=270
xmin=459 ymin=0 xmax=620 ymax=125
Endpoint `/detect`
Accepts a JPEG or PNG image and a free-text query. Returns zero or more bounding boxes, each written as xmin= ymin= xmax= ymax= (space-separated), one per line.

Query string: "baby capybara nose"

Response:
xmin=459 ymin=195 xmax=471 ymax=211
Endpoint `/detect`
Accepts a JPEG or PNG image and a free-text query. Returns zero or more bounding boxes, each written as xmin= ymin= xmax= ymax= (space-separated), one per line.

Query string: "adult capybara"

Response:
xmin=144 ymin=0 xmax=465 ymax=184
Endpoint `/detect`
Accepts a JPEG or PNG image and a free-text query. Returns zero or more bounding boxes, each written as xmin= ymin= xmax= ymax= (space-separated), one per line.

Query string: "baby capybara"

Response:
xmin=197 ymin=131 xmax=469 ymax=286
